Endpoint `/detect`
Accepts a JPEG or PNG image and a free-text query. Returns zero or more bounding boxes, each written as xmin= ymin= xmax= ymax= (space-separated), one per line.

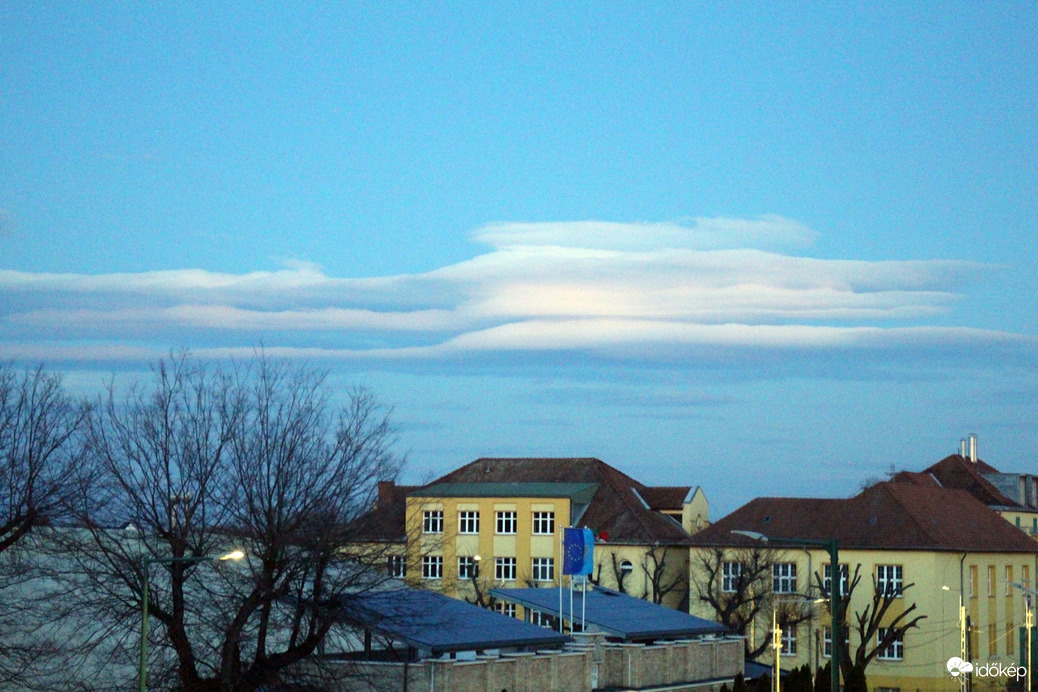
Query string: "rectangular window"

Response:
xmin=1008 ymin=622 xmax=1016 ymax=655
xmin=823 ymin=563 xmax=850 ymax=596
xmin=1025 ymin=565 xmax=1031 ymax=589
xmin=773 ymin=563 xmax=797 ymax=593
xmin=458 ymin=511 xmax=480 ymax=534
xmin=876 ymin=565 xmax=903 ymax=597
xmin=781 ymin=624 xmax=797 ymax=655
xmin=988 ymin=565 xmax=996 ymax=597
xmin=529 ymin=609 xmax=555 ymax=628
xmin=532 ymin=557 xmax=555 ymax=582
xmin=989 ymin=623 xmax=998 ymax=656
xmin=823 ymin=626 xmax=849 ymax=658
xmin=423 ymin=510 xmax=443 ymax=534
xmin=969 ymin=565 xmax=978 ymax=598
xmin=532 ymin=511 xmax=555 ymax=535
xmin=722 ymin=562 xmax=744 ymax=593
xmin=877 ymin=628 xmax=904 ymax=660
xmin=387 ymin=555 xmax=406 ymax=578
xmin=422 ymin=555 xmax=443 ymax=579
xmin=495 ymin=557 xmax=517 ymax=581
xmin=494 ymin=602 xmax=516 ymax=617
xmin=496 ymin=511 xmax=517 ymax=535
xmin=458 ymin=556 xmax=478 ymax=579
xmin=1007 ymin=565 xmax=1014 ymax=596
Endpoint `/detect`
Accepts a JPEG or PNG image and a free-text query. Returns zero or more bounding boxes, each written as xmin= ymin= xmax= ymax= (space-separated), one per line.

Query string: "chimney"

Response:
xmin=376 ymin=480 xmax=396 ymax=507
xmin=968 ymin=433 xmax=978 ymax=463
xmin=959 ymin=438 xmax=968 ymax=458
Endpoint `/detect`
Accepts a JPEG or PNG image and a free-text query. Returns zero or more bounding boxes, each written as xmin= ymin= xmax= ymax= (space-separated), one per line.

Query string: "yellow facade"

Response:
xmin=402 ymin=491 xmax=693 ymax=612
xmin=998 ymin=509 xmax=1038 ymax=540
xmin=592 ymin=543 xmax=690 ymax=609
xmin=404 ymin=494 xmax=572 ymax=604
xmin=690 ymin=547 xmax=1038 ymax=692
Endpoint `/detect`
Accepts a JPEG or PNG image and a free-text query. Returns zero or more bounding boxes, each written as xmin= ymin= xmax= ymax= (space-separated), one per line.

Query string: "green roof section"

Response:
xmin=410 ymin=481 xmax=599 ymax=504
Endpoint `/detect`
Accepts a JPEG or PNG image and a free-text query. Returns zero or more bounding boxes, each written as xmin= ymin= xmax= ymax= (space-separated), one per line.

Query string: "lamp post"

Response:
xmin=1011 ymin=582 xmax=1036 ymax=692
xmin=138 ymin=550 xmax=245 ymax=692
xmin=942 ymin=585 xmax=968 ymax=692
xmin=772 ymin=597 xmax=827 ymax=692
xmin=733 ymin=531 xmax=841 ymax=692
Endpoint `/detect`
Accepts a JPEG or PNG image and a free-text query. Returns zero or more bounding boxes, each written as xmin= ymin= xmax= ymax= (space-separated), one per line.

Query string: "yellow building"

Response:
xmin=688 ymin=480 xmax=1038 ymax=692
xmin=360 ymin=457 xmax=708 ymax=614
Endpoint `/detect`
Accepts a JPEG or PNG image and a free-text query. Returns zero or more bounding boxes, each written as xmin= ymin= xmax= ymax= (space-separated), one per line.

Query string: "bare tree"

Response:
xmin=68 ymin=354 xmax=403 ymax=691
xmin=690 ymin=546 xmax=812 ymax=660
xmin=0 ymin=363 xmax=90 ymax=553
xmin=642 ymin=545 xmax=686 ymax=605
xmin=0 ymin=363 xmax=91 ymax=687
xmin=815 ymin=564 xmax=926 ymax=692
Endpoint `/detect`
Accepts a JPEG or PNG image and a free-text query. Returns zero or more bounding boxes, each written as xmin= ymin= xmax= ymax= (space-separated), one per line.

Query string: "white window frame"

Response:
xmin=876 ymin=565 xmax=903 ymax=597
xmin=423 ymin=510 xmax=443 ymax=534
xmin=458 ymin=511 xmax=480 ymax=534
xmin=422 ymin=555 xmax=443 ymax=580
xmin=773 ymin=562 xmax=797 ymax=593
xmin=387 ymin=555 xmax=406 ymax=578
xmin=722 ymin=561 xmax=744 ymax=593
xmin=495 ymin=556 xmax=517 ymax=581
xmin=877 ymin=628 xmax=904 ymax=660
xmin=458 ymin=556 xmax=478 ymax=579
xmin=822 ymin=626 xmax=849 ymax=658
xmin=781 ymin=624 xmax=797 ymax=655
xmin=496 ymin=511 xmax=517 ymax=535
xmin=529 ymin=609 xmax=555 ymax=627
xmin=495 ymin=602 xmax=516 ymax=617
xmin=532 ymin=511 xmax=555 ymax=535
xmin=823 ymin=563 xmax=849 ymax=597
xmin=532 ymin=557 xmax=555 ymax=582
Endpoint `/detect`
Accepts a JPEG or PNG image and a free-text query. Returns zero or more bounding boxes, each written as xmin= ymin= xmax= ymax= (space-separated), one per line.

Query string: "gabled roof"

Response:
xmin=491 ymin=586 xmax=728 ymax=641
xmin=689 ymin=481 xmax=1038 ymax=554
xmin=922 ymin=454 xmax=1018 ymax=508
xmin=410 ymin=482 xmax=599 ymax=504
xmin=638 ymin=486 xmax=692 ymax=510
xmin=426 ymin=457 xmax=694 ymax=545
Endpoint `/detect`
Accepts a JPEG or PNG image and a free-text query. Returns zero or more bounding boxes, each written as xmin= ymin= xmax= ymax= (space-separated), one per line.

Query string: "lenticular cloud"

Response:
xmin=0 ymin=216 xmax=1025 ymax=368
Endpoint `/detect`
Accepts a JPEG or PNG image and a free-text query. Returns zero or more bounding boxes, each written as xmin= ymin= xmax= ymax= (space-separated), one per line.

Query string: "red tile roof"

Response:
xmin=432 ymin=458 xmax=694 ymax=545
xmin=639 ymin=486 xmax=692 ymax=511
xmin=689 ymin=481 xmax=1038 ymax=554
xmin=357 ymin=458 xmax=695 ymax=545
xmin=920 ymin=454 xmax=1019 ymax=508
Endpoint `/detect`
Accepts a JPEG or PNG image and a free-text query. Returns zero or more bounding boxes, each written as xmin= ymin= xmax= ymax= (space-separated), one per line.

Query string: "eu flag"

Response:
xmin=562 ymin=527 xmax=594 ymax=576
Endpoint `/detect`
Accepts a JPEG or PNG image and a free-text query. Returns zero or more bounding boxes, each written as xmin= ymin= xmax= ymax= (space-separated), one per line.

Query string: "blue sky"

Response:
xmin=2 ymin=2 xmax=1036 ymax=515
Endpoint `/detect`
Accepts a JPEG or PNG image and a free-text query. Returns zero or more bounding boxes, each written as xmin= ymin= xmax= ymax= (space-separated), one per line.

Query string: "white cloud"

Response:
xmin=0 ymin=217 xmax=1026 ymax=371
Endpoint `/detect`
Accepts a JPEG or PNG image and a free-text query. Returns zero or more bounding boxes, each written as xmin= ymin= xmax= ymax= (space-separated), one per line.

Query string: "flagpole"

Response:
xmin=556 ymin=531 xmax=564 ymax=634
xmin=581 ymin=575 xmax=586 ymax=631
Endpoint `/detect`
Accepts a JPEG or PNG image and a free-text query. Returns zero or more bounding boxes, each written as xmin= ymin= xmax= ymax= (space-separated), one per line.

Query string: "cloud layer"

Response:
xmin=1 ymin=216 xmax=1028 ymax=371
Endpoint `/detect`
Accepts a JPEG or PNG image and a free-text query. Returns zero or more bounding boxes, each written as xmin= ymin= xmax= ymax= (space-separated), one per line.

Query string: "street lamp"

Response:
xmin=772 ymin=597 xmax=826 ymax=692
xmin=733 ymin=530 xmax=841 ymax=692
xmin=138 ymin=550 xmax=245 ymax=692
xmin=942 ymin=585 xmax=969 ymax=692
xmin=1011 ymin=582 xmax=1036 ymax=692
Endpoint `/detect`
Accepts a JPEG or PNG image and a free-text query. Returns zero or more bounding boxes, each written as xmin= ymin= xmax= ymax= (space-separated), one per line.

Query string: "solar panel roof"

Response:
xmin=490 ymin=586 xmax=729 ymax=641
xmin=348 ymin=588 xmax=569 ymax=655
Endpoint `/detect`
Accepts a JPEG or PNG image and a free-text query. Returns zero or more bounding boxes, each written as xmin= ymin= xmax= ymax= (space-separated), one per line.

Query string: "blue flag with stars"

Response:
xmin=562 ymin=527 xmax=594 ymax=576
